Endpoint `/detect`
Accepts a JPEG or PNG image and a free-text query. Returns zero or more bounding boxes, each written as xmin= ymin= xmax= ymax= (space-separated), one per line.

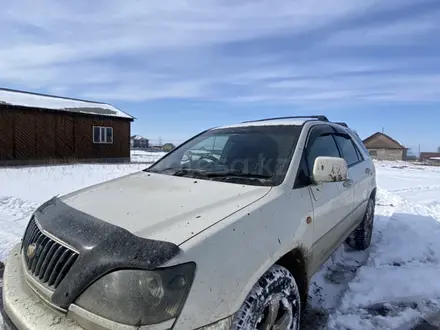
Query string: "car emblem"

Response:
xmin=27 ymin=243 xmax=37 ymax=259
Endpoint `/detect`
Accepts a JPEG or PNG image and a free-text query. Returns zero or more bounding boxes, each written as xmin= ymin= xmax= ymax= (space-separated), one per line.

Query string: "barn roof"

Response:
xmin=363 ymin=132 xmax=406 ymax=150
xmin=0 ymin=88 xmax=133 ymax=120
xmin=420 ymin=152 xmax=440 ymax=160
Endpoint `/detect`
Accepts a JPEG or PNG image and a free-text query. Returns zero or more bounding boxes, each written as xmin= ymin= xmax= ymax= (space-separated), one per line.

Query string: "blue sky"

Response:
xmin=1 ymin=0 xmax=440 ymax=153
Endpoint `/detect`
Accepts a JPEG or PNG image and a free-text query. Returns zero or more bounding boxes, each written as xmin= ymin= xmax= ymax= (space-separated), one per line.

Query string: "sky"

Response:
xmin=1 ymin=0 xmax=440 ymax=153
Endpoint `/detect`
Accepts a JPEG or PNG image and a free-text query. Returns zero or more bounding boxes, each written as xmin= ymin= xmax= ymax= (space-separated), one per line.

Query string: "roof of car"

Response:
xmin=213 ymin=118 xmax=307 ymax=129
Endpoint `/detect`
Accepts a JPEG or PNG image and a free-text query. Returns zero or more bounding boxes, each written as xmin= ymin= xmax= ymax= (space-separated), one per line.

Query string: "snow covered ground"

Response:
xmin=130 ymin=150 xmax=167 ymax=163
xmin=1 ymin=160 xmax=440 ymax=329
xmin=307 ymin=161 xmax=440 ymax=329
xmin=0 ymin=163 xmax=152 ymax=261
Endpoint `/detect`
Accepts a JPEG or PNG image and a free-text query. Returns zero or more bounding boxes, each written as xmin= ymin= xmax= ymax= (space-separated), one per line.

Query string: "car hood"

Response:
xmin=60 ymin=171 xmax=271 ymax=245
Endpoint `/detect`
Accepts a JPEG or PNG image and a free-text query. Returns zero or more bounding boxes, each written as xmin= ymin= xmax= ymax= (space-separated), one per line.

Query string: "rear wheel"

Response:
xmin=346 ymin=197 xmax=375 ymax=250
xmin=231 ymin=264 xmax=301 ymax=330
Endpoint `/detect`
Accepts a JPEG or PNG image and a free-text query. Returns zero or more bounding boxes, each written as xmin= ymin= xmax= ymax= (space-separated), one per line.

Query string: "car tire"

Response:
xmin=231 ymin=264 xmax=301 ymax=330
xmin=345 ymin=197 xmax=375 ymax=251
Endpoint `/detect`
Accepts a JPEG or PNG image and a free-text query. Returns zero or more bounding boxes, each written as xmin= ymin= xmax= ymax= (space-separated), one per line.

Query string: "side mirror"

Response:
xmin=312 ymin=156 xmax=348 ymax=184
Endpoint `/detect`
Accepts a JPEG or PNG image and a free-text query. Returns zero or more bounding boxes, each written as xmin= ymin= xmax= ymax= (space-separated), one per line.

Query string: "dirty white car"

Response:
xmin=2 ymin=115 xmax=376 ymax=330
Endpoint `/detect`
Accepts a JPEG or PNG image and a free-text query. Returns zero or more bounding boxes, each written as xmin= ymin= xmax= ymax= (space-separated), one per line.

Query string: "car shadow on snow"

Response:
xmin=302 ymin=243 xmax=371 ymax=330
xmin=302 ymin=211 xmax=440 ymax=329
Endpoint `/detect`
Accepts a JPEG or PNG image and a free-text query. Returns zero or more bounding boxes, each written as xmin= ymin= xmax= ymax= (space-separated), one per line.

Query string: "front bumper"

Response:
xmin=2 ymin=244 xmax=234 ymax=330
xmin=2 ymin=308 xmax=17 ymax=330
xmin=2 ymin=245 xmax=177 ymax=330
xmin=2 ymin=245 xmax=84 ymax=330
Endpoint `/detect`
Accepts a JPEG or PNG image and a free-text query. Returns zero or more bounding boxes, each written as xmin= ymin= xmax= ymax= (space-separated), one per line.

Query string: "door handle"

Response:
xmin=343 ymin=179 xmax=353 ymax=188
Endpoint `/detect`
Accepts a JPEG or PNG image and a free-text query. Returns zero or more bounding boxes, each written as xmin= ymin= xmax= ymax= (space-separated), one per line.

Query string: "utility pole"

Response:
xmin=381 ymin=127 xmax=384 ymax=133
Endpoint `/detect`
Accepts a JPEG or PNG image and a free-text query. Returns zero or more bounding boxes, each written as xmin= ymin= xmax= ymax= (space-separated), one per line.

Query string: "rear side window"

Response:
xmin=307 ymin=134 xmax=340 ymax=173
xmin=350 ymin=131 xmax=370 ymax=157
xmin=334 ymin=135 xmax=362 ymax=166
xmin=354 ymin=144 xmax=363 ymax=160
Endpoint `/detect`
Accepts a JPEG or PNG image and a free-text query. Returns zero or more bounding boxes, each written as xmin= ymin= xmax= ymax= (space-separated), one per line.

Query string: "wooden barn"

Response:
xmin=0 ymin=88 xmax=134 ymax=165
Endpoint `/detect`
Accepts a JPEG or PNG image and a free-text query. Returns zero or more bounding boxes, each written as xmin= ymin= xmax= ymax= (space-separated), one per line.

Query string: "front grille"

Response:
xmin=22 ymin=217 xmax=78 ymax=289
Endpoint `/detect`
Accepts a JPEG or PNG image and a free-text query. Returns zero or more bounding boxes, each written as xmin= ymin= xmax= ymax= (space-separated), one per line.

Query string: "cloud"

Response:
xmin=325 ymin=12 xmax=440 ymax=46
xmin=1 ymin=0 xmax=440 ymax=105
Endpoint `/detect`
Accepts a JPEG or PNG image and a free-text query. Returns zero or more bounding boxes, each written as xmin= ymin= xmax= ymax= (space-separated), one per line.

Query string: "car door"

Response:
xmin=333 ymin=131 xmax=371 ymax=227
xmin=301 ymin=125 xmax=355 ymax=272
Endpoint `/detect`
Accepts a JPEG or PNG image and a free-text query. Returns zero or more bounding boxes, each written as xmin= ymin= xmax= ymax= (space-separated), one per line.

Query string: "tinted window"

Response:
xmin=350 ymin=131 xmax=370 ymax=156
xmin=181 ymin=135 xmax=230 ymax=165
xmin=307 ymin=134 xmax=340 ymax=173
xmin=147 ymin=125 xmax=302 ymax=186
xmin=354 ymin=143 xmax=363 ymax=161
xmin=295 ymin=155 xmax=310 ymax=188
xmin=334 ymin=135 xmax=360 ymax=166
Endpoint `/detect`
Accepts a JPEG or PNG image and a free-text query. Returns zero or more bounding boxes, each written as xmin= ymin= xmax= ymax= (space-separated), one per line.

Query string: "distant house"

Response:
xmin=150 ymin=145 xmax=163 ymax=151
xmin=130 ymin=135 xmax=149 ymax=149
xmin=419 ymin=152 xmax=440 ymax=163
xmin=363 ymin=132 xmax=407 ymax=161
xmin=0 ymin=88 xmax=134 ymax=165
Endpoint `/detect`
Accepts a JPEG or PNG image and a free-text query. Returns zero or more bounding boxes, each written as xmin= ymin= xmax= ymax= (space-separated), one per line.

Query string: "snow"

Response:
xmin=0 ymin=151 xmax=166 ymax=263
xmin=213 ymin=118 xmax=307 ymax=129
xmin=130 ymin=150 xmax=167 ymax=163
xmin=0 ymin=164 xmax=149 ymax=262
xmin=1 ymin=159 xmax=440 ymax=329
xmin=0 ymin=89 xmax=133 ymax=119
xmin=308 ymin=160 xmax=440 ymax=329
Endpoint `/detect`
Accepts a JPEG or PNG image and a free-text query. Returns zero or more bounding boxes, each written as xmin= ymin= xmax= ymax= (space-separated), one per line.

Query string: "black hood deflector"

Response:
xmin=32 ymin=197 xmax=180 ymax=308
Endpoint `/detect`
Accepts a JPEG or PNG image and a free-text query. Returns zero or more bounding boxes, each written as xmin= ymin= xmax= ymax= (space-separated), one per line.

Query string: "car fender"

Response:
xmin=165 ymin=187 xmax=314 ymax=330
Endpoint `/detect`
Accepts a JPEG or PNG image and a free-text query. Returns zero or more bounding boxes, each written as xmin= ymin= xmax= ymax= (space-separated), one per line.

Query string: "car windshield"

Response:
xmin=146 ymin=125 xmax=302 ymax=186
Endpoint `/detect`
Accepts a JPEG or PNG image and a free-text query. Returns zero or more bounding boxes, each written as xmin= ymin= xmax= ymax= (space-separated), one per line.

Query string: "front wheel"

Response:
xmin=231 ymin=264 xmax=301 ymax=330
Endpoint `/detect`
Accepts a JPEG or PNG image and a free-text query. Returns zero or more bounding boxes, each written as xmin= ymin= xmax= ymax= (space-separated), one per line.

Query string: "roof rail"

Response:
xmin=242 ymin=115 xmax=329 ymax=123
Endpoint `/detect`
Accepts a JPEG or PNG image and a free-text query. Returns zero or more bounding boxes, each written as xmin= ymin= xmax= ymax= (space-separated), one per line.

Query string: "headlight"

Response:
xmin=75 ymin=263 xmax=195 ymax=326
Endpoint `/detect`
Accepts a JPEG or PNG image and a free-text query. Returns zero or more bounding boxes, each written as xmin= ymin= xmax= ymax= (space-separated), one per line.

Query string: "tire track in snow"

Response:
xmin=387 ymin=185 xmax=440 ymax=194
xmin=326 ymin=189 xmax=440 ymax=329
xmin=303 ymin=189 xmax=400 ymax=329
xmin=304 ymin=187 xmax=440 ymax=329
xmin=303 ymin=245 xmax=371 ymax=329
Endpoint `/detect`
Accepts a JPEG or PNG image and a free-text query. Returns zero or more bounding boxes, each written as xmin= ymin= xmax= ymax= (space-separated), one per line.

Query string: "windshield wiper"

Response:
xmin=145 ymin=168 xmax=212 ymax=177
xmin=172 ymin=168 xmax=272 ymax=180
xmin=147 ymin=168 xmax=272 ymax=183
xmin=205 ymin=171 xmax=272 ymax=180
xmin=144 ymin=167 xmax=182 ymax=173
xmin=172 ymin=168 xmax=210 ymax=177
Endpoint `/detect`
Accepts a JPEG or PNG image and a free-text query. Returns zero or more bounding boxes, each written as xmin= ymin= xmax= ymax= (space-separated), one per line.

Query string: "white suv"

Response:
xmin=2 ymin=116 xmax=376 ymax=330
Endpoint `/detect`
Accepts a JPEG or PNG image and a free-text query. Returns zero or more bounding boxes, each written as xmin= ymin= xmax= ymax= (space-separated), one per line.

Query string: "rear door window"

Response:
xmin=350 ymin=131 xmax=370 ymax=157
xmin=334 ymin=135 xmax=361 ymax=166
